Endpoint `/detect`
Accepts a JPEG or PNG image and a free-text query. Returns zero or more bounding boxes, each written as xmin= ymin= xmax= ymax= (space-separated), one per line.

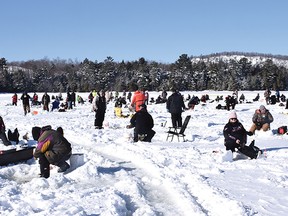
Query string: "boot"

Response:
xmin=40 ymin=167 xmax=50 ymax=178
xmin=57 ymin=162 xmax=70 ymax=173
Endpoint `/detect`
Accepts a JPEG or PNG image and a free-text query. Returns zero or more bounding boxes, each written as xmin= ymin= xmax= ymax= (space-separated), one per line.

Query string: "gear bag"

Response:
xmin=277 ymin=126 xmax=287 ymax=135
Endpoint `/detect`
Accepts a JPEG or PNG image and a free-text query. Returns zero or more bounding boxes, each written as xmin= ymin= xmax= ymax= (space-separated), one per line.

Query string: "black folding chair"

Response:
xmin=166 ymin=115 xmax=191 ymax=142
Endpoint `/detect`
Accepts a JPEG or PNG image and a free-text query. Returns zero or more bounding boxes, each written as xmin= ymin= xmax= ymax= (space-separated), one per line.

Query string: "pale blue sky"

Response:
xmin=1 ymin=0 xmax=287 ymax=63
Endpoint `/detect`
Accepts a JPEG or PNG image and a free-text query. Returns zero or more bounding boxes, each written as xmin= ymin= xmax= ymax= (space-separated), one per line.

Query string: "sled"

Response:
xmin=0 ymin=146 xmax=35 ymax=166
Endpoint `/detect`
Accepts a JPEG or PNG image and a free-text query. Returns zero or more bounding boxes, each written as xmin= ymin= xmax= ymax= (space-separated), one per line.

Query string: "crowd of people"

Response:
xmin=1 ymin=87 xmax=286 ymax=178
xmin=10 ymin=91 xmax=81 ymax=115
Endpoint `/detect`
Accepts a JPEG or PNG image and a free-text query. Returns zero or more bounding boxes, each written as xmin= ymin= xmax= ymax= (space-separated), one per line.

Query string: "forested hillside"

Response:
xmin=1 ymin=52 xmax=288 ymax=93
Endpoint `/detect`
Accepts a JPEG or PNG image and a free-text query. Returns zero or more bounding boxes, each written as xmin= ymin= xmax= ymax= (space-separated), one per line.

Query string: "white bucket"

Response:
xmin=69 ymin=153 xmax=84 ymax=169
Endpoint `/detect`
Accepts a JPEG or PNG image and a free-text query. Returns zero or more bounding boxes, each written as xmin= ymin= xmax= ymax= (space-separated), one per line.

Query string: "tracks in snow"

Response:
xmin=69 ymin=132 xmax=246 ymax=216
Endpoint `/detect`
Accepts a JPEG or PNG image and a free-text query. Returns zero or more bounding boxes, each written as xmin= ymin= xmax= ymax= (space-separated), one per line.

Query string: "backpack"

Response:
xmin=7 ymin=128 xmax=20 ymax=144
xmin=277 ymin=126 xmax=287 ymax=135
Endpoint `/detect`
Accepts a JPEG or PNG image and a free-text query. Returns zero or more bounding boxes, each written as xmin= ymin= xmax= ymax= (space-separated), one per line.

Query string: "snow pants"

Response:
xmin=94 ymin=111 xmax=105 ymax=128
xmin=171 ymin=113 xmax=182 ymax=128
xmin=38 ymin=152 xmax=71 ymax=178
xmin=249 ymin=123 xmax=270 ymax=133
xmin=134 ymin=129 xmax=156 ymax=142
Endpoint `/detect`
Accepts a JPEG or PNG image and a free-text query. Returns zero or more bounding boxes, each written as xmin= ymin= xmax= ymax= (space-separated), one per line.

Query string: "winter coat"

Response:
xmin=33 ymin=94 xmax=38 ymax=102
xmin=71 ymin=92 xmax=76 ymax=102
xmin=225 ymin=95 xmax=236 ymax=106
xmin=223 ymin=120 xmax=247 ymax=146
xmin=93 ymin=94 xmax=106 ymax=113
xmin=188 ymin=96 xmax=199 ymax=106
xmin=131 ymin=90 xmax=146 ymax=112
xmin=130 ymin=110 xmax=154 ymax=134
xmin=21 ymin=93 xmax=31 ymax=105
xmin=162 ymin=91 xmax=167 ymax=100
xmin=66 ymin=92 xmax=72 ymax=102
xmin=166 ymin=92 xmax=186 ymax=114
xmin=264 ymin=89 xmax=271 ymax=98
xmin=34 ymin=129 xmax=72 ymax=165
xmin=52 ymin=99 xmax=60 ymax=110
xmin=252 ymin=109 xmax=273 ymax=126
xmin=42 ymin=94 xmax=50 ymax=105
xmin=12 ymin=94 xmax=18 ymax=103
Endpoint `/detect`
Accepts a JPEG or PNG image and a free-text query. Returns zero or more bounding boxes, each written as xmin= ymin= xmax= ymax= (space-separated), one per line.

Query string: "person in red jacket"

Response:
xmin=130 ymin=86 xmax=146 ymax=112
xmin=12 ymin=93 xmax=18 ymax=106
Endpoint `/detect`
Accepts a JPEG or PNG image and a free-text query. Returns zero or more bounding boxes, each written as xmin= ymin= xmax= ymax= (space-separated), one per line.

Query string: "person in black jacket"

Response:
xmin=20 ymin=91 xmax=31 ymax=115
xmin=66 ymin=92 xmax=73 ymax=109
xmin=127 ymin=104 xmax=155 ymax=142
xmin=93 ymin=90 xmax=107 ymax=129
xmin=166 ymin=89 xmax=186 ymax=128
xmin=223 ymin=111 xmax=261 ymax=159
xmin=223 ymin=111 xmax=247 ymax=152
xmin=71 ymin=91 xmax=76 ymax=107
xmin=41 ymin=92 xmax=51 ymax=111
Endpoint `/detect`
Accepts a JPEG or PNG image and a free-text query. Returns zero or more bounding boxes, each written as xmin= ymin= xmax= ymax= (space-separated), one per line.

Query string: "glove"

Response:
xmin=246 ymin=131 xmax=253 ymax=136
xmin=240 ymin=142 xmax=245 ymax=148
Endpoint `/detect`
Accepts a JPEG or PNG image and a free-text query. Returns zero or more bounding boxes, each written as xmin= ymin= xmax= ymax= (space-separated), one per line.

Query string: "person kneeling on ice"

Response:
xmin=127 ymin=104 xmax=155 ymax=142
xmin=223 ymin=111 xmax=261 ymax=159
xmin=33 ymin=125 xmax=72 ymax=178
xmin=247 ymin=105 xmax=273 ymax=135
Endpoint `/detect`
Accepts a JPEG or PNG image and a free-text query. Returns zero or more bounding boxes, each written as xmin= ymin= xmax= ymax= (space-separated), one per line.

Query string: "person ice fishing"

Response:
xmin=223 ymin=111 xmax=261 ymax=159
xmin=12 ymin=93 xmax=18 ymax=106
xmin=93 ymin=89 xmax=107 ymax=129
xmin=130 ymin=85 xmax=146 ymax=112
xmin=20 ymin=91 xmax=31 ymax=115
xmin=248 ymin=105 xmax=273 ymax=134
xmin=127 ymin=104 xmax=155 ymax=142
xmin=33 ymin=125 xmax=72 ymax=178
xmin=41 ymin=92 xmax=51 ymax=111
xmin=166 ymin=89 xmax=186 ymax=128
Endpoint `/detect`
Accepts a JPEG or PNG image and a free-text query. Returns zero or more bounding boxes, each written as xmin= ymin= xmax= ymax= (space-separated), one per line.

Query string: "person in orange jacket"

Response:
xmin=130 ymin=86 xmax=146 ymax=112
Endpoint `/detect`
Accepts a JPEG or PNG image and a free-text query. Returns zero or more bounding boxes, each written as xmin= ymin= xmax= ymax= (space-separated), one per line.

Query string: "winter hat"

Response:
xmin=260 ymin=105 xmax=266 ymax=111
xmin=229 ymin=110 xmax=237 ymax=119
xmin=32 ymin=126 xmax=41 ymax=140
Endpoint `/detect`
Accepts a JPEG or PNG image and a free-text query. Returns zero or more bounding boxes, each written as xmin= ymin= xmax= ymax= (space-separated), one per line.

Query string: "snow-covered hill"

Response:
xmin=192 ymin=53 xmax=288 ymax=68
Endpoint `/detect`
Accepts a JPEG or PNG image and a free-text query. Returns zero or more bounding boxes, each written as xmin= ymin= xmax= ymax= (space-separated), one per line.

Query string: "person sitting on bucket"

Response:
xmin=33 ymin=125 xmax=72 ymax=178
xmin=223 ymin=111 xmax=261 ymax=159
xmin=127 ymin=104 xmax=155 ymax=142
xmin=247 ymin=105 xmax=273 ymax=135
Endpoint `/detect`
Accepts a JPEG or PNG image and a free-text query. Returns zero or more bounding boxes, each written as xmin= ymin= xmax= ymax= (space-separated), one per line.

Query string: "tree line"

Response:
xmin=1 ymin=52 xmax=288 ymax=93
